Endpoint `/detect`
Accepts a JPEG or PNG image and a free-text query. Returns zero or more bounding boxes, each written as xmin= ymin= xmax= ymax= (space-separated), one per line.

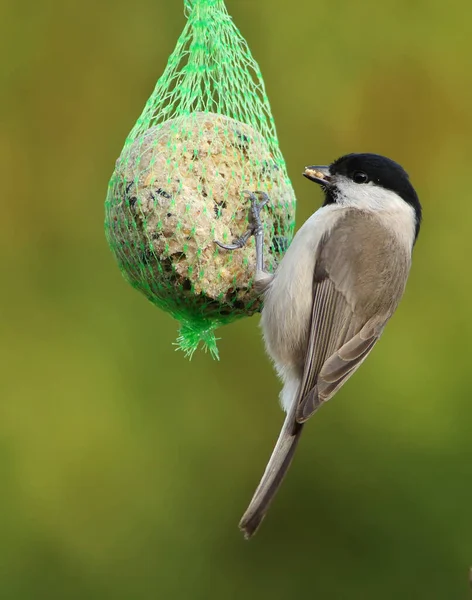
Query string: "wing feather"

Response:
xmin=295 ymin=210 xmax=409 ymax=423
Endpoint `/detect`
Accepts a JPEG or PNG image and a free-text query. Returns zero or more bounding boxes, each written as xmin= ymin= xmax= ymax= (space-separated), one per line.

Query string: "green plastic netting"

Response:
xmin=104 ymin=0 xmax=296 ymax=359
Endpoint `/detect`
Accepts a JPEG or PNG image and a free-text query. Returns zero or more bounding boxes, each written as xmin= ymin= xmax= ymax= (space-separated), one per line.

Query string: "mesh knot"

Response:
xmin=184 ymin=0 xmax=223 ymax=13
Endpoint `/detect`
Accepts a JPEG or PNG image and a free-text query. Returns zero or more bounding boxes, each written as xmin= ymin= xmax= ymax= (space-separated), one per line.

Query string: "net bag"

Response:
xmin=104 ymin=0 xmax=296 ymax=358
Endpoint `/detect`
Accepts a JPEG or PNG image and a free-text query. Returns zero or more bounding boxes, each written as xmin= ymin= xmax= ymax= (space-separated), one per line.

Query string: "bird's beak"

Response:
xmin=303 ymin=165 xmax=332 ymax=187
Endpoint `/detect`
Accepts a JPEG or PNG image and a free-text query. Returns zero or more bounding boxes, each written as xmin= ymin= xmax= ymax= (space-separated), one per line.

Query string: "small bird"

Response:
xmin=217 ymin=153 xmax=422 ymax=538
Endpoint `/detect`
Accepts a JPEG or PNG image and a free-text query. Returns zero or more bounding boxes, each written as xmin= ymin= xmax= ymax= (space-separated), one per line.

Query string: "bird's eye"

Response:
xmin=353 ymin=171 xmax=369 ymax=184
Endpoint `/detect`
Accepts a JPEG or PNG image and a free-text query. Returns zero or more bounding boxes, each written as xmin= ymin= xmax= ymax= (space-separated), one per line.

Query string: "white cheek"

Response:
xmin=334 ymin=176 xmax=401 ymax=210
xmin=334 ymin=176 xmax=416 ymax=249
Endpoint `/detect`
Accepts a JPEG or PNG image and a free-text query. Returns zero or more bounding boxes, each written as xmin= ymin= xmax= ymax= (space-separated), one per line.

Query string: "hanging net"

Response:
xmin=104 ymin=0 xmax=296 ymax=359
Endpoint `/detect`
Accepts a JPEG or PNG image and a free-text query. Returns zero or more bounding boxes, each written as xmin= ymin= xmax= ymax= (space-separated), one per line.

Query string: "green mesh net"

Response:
xmin=104 ymin=0 xmax=296 ymax=359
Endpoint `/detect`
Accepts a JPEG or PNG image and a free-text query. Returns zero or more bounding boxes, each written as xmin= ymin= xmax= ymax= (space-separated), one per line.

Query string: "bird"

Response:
xmin=217 ymin=152 xmax=422 ymax=539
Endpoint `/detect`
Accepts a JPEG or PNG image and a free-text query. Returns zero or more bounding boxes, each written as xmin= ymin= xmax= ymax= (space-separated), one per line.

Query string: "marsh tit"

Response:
xmin=217 ymin=153 xmax=422 ymax=538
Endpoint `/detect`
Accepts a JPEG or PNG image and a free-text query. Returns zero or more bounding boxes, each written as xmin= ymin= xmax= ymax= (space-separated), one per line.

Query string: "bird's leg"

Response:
xmin=215 ymin=191 xmax=269 ymax=275
xmin=250 ymin=191 xmax=269 ymax=275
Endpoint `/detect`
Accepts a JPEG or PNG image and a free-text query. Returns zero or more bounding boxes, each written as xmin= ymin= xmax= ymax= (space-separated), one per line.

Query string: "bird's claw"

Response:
xmin=215 ymin=191 xmax=269 ymax=251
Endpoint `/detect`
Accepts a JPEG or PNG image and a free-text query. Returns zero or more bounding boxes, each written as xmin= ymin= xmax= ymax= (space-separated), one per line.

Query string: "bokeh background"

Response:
xmin=2 ymin=0 xmax=472 ymax=598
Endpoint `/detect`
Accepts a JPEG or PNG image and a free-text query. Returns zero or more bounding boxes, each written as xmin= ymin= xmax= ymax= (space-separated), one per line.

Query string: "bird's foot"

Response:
xmin=215 ymin=191 xmax=269 ymax=251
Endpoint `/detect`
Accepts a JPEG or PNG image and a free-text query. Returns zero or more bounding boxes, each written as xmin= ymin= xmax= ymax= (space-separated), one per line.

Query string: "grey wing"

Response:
xmin=295 ymin=281 xmax=383 ymax=423
xmin=295 ymin=211 xmax=410 ymax=423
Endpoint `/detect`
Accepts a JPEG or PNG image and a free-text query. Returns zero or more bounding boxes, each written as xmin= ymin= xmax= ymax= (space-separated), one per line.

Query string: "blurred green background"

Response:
xmin=2 ymin=0 xmax=472 ymax=598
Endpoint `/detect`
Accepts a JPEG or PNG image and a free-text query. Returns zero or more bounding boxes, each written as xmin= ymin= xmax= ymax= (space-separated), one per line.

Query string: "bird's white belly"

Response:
xmin=261 ymin=205 xmax=343 ymax=369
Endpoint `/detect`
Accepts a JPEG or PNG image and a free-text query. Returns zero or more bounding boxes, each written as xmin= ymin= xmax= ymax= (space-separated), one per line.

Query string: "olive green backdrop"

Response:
xmin=2 ymin=1 xmax=472 ymax=598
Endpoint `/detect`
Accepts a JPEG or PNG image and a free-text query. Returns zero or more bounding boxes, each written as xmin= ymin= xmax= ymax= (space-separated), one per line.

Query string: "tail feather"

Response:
xmin=239 ymin=407 xmax=304 ymax=539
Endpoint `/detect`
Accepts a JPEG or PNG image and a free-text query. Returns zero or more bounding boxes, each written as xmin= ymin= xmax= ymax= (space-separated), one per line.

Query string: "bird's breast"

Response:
xmin=260 ymin=206 xmax=343 ymax=369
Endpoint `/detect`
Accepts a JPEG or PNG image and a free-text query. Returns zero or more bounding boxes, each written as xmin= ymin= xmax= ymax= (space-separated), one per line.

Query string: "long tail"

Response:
xmin=239 ymin=406 xmax=304 ymax=539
